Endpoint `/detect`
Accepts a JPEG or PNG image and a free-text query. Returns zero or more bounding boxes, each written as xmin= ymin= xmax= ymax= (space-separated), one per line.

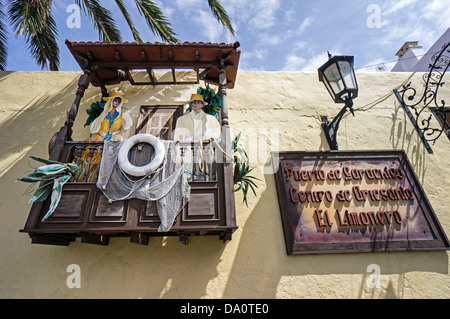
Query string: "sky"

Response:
xmin=3 ymin=0 xmax=450 ymax=73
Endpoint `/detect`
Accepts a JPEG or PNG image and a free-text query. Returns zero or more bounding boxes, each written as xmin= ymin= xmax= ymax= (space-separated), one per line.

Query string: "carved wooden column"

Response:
xmin=218 ymin=57 xmax=237 ymax=235
xmin=49 ymin=70 xmax=91 ymax=161
xmin=23 ymin=70 xmax=92 ymax=236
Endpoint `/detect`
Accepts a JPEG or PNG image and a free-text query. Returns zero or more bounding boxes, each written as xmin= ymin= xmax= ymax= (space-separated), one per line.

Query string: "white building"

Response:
xmin=413 ymin=27 xmax=450 ymax=72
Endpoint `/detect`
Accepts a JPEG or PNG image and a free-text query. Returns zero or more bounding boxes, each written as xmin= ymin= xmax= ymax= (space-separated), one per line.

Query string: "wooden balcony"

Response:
xmin=20 ymin=140 xmax=237 ymax=246
xmin=20 ymin=40 xmax=240 ymax=246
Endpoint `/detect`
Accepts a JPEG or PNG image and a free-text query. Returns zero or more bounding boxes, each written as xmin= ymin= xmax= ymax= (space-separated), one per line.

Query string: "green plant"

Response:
xmin=232 ymin=132 xmax=260 ymax=206
xmin=84 ymin=100 xmax=106 ymax=127
xmin=198 ymin=84 xmax=222 ymax=120
xmin=187 ymin=84 xmax=222 ymax=120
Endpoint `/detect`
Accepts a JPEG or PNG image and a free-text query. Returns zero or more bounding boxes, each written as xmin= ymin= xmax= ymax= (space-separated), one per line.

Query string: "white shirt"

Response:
xmin=190 ymin=111 xmax=205 ymax=139
xmin=173 ymin=110 xmax=221 ymax=142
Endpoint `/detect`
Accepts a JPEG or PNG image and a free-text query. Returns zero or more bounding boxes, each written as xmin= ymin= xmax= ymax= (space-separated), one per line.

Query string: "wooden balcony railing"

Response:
xmin=20 ymin=139 xmax=237 ymax=246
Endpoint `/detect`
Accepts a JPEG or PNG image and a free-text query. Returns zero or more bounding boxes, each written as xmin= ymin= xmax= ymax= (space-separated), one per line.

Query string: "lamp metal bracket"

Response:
xmin=322 ymin=100 xmax=354 ymax=150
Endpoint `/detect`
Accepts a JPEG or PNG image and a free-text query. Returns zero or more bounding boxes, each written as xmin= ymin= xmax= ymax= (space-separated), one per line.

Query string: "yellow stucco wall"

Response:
xmin=0 ymin=70 xmax=449 ymax=299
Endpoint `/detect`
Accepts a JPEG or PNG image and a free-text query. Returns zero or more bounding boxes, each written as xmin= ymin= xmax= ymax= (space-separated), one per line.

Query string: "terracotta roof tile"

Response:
xmin=65 ymin=39 xmax=240 ymax=89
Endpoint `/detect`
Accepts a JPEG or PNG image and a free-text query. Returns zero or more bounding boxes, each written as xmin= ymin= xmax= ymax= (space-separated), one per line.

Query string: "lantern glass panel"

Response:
xmin=322 ymin=77 xmax=334 ymax=101
xmin=324 ymin=63 xmax=345 ymax=96
xmin=338 ymin=60 xmax=357 ymax=90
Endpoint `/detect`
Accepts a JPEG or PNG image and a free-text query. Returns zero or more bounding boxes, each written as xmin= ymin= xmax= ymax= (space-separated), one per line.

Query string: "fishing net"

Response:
xmin=97 ymin=139 xmax=190 ymax=232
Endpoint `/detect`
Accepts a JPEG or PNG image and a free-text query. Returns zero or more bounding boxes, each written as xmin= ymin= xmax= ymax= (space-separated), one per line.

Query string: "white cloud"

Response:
xmin=222 ymin=0 xmax=282 ymax=32
xmin=239 ymin=51 xmax=268 ymax=71
xmin=240 ymin=49 xmax=267 ymax=68
xmin=254 ymin=16 xmax=313 ymax=51
xmin=292 ymin=41 xmax=307 ymax=51
xmin=283 ymin=8 xmax=296 ymax=24
xmin=158 ymin=1 xmax=174 ymax=19
xmin=250 ymin=0 xmax=282 ymax=30
xmin=282 ymin=16 xmax=314 ymax=40
xmin=197 ymin=10 xmax=225 ymax=42
xmin=249 ymin=49 xmax=267 ymax=60
xmin=378 ymin=0 xmax=449 ymax=50
xmin=282 ymin=51 xmax=337 ymax=72
xmin=282 ymin=55 xmax=307 ymax=71
xmin=171 ymin=0 xmax=228 ymax=42
xmin=174 ymin=0 xmax=202 ymax=11
xmin=258 ymin=33 xmax=282 ymax=46
xmin=422 ymin=0 xmax=450 ymax=32
xmin=299 ymin=52 xmax=333 ymax=72
xmin=297 ymin=17 xmax=313 ymax=35
xmin=384 ymin=0 xmax=418 ymax=15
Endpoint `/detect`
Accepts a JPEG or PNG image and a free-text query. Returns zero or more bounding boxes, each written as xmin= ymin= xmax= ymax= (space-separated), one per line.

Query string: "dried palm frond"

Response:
xmin=17 ymin=156 xmax=78 ymax=221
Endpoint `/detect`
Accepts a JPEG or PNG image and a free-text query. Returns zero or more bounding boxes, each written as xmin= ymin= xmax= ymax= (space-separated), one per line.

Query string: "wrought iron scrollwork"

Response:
xmin=394 ymin=41 xmax=450 ymax=153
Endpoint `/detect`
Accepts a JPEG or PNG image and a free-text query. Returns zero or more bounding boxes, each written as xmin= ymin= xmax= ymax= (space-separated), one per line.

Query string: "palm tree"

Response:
xmin=0 ymin=0 xmax=235 ymax=71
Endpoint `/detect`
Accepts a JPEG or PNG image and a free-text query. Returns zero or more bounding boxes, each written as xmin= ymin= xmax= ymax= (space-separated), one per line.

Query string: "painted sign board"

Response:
xmin=272 ymin=150 xmax=450 ymax=255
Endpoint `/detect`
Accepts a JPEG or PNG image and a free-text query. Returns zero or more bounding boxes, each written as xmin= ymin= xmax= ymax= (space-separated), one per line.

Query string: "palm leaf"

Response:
xmin=17 ymin=176 xmax=44 ymax=183
xmin=35 ymin=164 xmax=71 ymax=175
xmin=0 ymin=1 xmax=7 ymax=70
xmin=29 ymin=155 xmax=63 ymax=166
xmin=25 ymin=179 xmax=53 ymax=194
xmin=134 ymin=0 xmax=178 ymax=43
xmin=18 ymin=156 xmax=79 ymax=220
xmin=207 ymin=0 xmax=235 ymax=36
xmin=76 ymin=0 xmax=121 ymax=42
xmin=44 ymin=174 xmax=71 ymax=220
xmin=8 ymin=0 xmax=60 ymax=70
xmin=197 ymin=84 xmax=222 ymax=119
xmin=114 ymin=0 xmax=142 ymax=42
xmin=232 ymin=133 xmax=248 ymax=165
xmin=231 ymin=133 xmax=260 ymax=206
xmin=26 ymin=181 xmax=53 ymax=204
xmin=84 ymin=100 xmax=105 ymax=127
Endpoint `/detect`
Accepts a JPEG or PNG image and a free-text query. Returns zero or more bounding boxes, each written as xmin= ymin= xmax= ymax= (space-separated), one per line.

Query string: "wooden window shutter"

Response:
xmin=135 ymin=105 xmax=184 ymax=139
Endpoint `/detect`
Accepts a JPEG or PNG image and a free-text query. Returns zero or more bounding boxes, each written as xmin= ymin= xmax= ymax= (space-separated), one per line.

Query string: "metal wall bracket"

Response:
xmin=393 ymin=40 xmax=450 ymax=154
xmin=394 ymin=89 xmax=434 ymax=154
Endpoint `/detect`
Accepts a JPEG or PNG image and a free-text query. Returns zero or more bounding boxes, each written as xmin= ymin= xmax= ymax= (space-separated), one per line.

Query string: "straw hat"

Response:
xmin=103 ymin=91 xmax=129 ymax=103
xmin=187 ymin=93 xmax=208 ymax=106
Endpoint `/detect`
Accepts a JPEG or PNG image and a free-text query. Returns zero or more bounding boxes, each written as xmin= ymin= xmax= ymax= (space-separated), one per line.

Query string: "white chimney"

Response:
xmin=391 ymin=41 xmax=425 ymax=72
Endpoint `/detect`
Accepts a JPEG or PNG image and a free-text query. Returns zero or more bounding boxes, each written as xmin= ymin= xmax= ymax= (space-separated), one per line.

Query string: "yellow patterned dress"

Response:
xmin=74 ymin=111 xmax=131 ymax=182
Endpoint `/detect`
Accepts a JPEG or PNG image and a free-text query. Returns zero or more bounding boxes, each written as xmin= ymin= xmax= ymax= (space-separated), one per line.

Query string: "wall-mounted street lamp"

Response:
xmin=318 ymin=53 xmax=358 ymax=150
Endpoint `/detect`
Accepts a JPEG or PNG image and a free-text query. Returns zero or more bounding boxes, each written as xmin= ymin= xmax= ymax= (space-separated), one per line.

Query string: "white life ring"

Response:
xmin=118 ymin=134 xmax=165 ymax=177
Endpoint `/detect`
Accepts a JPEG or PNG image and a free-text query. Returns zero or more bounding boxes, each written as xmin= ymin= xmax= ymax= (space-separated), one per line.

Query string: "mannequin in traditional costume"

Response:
xmin=74 ymin=91 xmax=133 ymax=182
xmin=172 ymin=94 xmax=221 ymax=142
xmin=173 ymin=94 xmax=221 ymax=180
xmin=89 ymin=92 xmax=133 ymax=141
